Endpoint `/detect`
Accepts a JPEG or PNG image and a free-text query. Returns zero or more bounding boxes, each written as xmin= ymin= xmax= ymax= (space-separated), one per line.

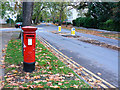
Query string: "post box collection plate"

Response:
xmin=28 ymin=38 xmax=32 ymax=45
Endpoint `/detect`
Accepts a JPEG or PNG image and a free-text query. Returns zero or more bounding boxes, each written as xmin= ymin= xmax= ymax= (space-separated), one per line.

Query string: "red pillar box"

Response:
xmin=22 ymin=26 xmax=37 ymax=72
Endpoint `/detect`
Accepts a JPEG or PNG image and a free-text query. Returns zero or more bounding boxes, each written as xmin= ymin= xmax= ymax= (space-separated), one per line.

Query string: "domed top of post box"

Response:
xmin=22 ymin=26 xmax=37 ymax=31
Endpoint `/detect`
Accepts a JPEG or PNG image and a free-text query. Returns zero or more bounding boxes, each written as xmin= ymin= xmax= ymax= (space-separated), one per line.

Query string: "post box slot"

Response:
xmin=26 ymin=35 xmax=34 ymax=37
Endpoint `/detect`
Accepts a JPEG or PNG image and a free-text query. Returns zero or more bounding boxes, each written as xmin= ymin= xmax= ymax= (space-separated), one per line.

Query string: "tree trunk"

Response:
xmin=53 ymin=16 xmax=55 ymax=24
xmin=23 ymin=2 xmax=34 ymax=26
xmin=18 ymin=2 xmax=34 ymax=39
xmin=35 ymin=15 xmax=38 ymax=24
xmin=59 ymin=10 xmax=62 ymax=26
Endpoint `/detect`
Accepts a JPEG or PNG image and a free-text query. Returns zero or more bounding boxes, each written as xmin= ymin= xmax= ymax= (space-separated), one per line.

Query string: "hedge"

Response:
xmin=73 ymin=17 xmax=97 ymax=28
xmin=6 ymin=19 xmax=14 ymax=24
xmin=72 ymin=17 xmax=120 ymax=32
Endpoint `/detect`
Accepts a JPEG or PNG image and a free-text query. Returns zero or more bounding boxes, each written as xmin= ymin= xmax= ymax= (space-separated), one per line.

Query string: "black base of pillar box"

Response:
xmin=23 ymin=62 xmax=35 ymax=72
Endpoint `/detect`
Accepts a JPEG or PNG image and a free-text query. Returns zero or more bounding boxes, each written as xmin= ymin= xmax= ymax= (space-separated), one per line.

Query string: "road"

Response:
xmin=36 ymin=23 xmax=119 ymax=87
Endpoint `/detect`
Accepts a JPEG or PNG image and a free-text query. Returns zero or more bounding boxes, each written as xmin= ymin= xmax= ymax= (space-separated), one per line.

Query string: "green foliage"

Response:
xmin=15 ymin=14 xmax=23 ymax=22
xmin=47 ymin=2 xmax=59 ymax=23
xmin=73 ymin=17 xmax=119 ymax=31
xmin=104 ymin=19 xmax=113 ymax=25
xmin=0 ymin=1 xmax=13 ymax=19
xmin=112 ymin=2 xmax=120 ymax=31
xmin=53 ymin=19 xmax=59 ymax=24
xmin=98 ymin=19 xmax=119 ymax=31
xmin=0 ymin=1 xmax=22 ymax=19
xmin=73 ymin=17 xmax=97 ymax=28
xmin=6 ymin=19 xmax=15 ymax=24
xmin=72 ymin=20 xmax=76 ymax=26
xmin=33 ymin=2 xmax=48 ymax=24
xmin=87 ymin=2 xmax=116 ymax=22
xmin=76 ymin=2 xmax=120 ymax=31
xmin=62 ymin=21 xmax=71 ymax=25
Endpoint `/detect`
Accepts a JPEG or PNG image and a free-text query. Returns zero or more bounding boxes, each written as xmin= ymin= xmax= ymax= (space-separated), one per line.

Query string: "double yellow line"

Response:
xmin=38 ymin=36 xmax=116 ymax=88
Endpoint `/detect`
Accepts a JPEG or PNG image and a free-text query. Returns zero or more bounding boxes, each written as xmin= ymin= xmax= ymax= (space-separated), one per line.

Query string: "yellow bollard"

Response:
xmin=58 ymin=26 xmax=61 ymax=32
xmin=71 ymin=28 xmax=75 ymax=35
xmin=46 ymin=23 xmax=48 ymax=26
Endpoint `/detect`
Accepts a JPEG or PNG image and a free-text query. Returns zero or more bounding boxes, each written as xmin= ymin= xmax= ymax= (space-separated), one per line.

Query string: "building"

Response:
xmin=67 ymin=7 xmax=88 ymax=24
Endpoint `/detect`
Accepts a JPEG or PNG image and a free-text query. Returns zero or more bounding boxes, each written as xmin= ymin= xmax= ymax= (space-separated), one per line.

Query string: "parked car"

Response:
xmin=15 ymin=22 xmax=22 ymax=28
xmin=62 ymin=21 xmax=72 ymax=25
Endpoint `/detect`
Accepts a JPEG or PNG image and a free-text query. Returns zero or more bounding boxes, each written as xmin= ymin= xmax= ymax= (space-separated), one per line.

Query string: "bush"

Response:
xmin=15 ymin=14 xmax=23 ymax=22
xmin=53 ymin=19 xmax=59 ymax=24
xmin=82 ymin=17 xmax=97 ymax=28
xmin=72 ymin=20 xmax=76 ymax=26
xmin=72 ymin=17 xmax=119 ymax=31
xmin=98 ymin=19 xmax=120 ymax=31
xmin=62 ymin=21 xmax=71 ymax=25
xmin=6 ymin=19 xmax=14 ymax=24
xmin=73 ymin=17 xmax=97 ymax=28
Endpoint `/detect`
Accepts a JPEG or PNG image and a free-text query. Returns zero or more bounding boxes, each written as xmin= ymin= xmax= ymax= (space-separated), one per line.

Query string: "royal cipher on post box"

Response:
xmin=22 ymin=26 xmax=37 ymax=72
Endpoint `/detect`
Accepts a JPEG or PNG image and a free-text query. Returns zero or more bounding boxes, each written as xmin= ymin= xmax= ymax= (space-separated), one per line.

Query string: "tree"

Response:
xmin=77 ymin=2 xmax=116 ymax=22
xmin=112 ymin=2 xmax=120 ymax=30
xmin=0 ymin=1 xmax=13 ymax=19
xmin=14 ymin=2 xmax=22 ymax=15
xmin=32 ymin=2 xmax=47 ymax=24
xmin=57 ymin=2 xmax=69 ymax=25
xmin=47 ymin=2 xmax=58 ymax=23
xmin=16 ymin=14 xmax=23 ymax=22
xmin=22 ymin=2 xmax=34 ymax=26
xmin=41 ymin=9 xmax=50 ymax=22
xmin=18 ymin=2 xmax=34 ymax=39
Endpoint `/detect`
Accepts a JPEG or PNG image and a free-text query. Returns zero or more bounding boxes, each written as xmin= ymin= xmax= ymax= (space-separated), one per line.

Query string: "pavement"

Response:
xmin=36 ymin=23 xmax=119 ymax=87
xmin=0 ymin=29 xmax=20 ymax=80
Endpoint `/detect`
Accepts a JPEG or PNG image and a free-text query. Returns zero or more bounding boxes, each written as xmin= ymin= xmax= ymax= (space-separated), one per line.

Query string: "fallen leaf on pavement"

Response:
xmin=46 ymin=82 xmax=52 ymax=86
xmin=12 ymin=70 xmax=18 ymax=73
xmin=6 ymin=77 xmax=12 ymax=82
xmin=88 ymin=79 xmax=93 ymax=82
xmin=8 ymin=83 xmax=19 ymax=86
xmin=5 ymin=45 xmax=8 ymax=47
xmin=58 ymin=82 xmax=63 ymax=86
xmin=97 ymin=72 xmax=102 ymax=76
xmin=37 ymin=85 xmax=44 ymax=88
xmin=2 ymin=65 xmax=5 ymax=68
xmin=10 ymin=64 xmax=15 ymax=67
xmin=2 ymin=55 xmax=5 ymax=60
xmin=53 ymin=85 xmax=60 ymax=88
xmin=65 ymin=82 xmax=69 ymax=84
xmin=34 ymin=80 xmax=40 ymax=83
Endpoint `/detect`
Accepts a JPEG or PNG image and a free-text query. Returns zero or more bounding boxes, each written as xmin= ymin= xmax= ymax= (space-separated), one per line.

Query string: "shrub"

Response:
xmin=72 ymin=20 xmax=76 ymax=26
xmin=6 ymin=19 xmax=14 ymax=24
xmin=62 ymin=21 xmax=71 ymax=25
xmin=15 ymin=14 xmax=23 ymax=22
xmin=72 ymin=17 xmax=119 ymax=31
xmin=98 ymin=19 xmax=119 ymax=31
xmin=73 ymin=17 xmax=97 ymax=28
xmin=82 ymin=17 xmax=97 ymax=28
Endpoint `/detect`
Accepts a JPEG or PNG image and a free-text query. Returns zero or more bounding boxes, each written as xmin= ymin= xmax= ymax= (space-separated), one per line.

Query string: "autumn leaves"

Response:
xmin=2 ymin=39 xmax=89 ymax=88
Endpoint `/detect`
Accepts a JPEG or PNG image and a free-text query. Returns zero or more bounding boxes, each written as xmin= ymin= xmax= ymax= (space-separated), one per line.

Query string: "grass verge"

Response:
xmin=3 ymin=39 xmax=90 ymax=88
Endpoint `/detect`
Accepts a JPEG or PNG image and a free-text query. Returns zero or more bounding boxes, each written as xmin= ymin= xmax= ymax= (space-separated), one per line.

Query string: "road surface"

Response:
xmin=36 ymin=23 xmax=119 ymax=87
